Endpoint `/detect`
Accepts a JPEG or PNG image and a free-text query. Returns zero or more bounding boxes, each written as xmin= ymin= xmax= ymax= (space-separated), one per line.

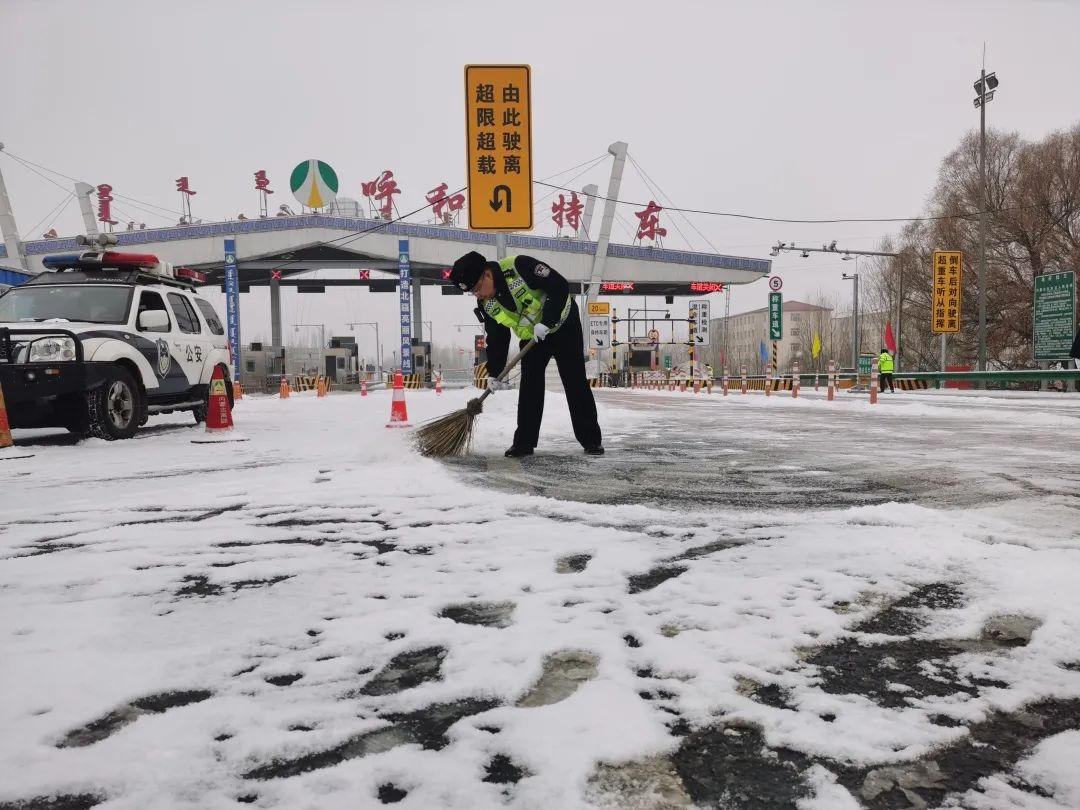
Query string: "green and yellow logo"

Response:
xmin=290 ymin=160 xmax=339 ymax=209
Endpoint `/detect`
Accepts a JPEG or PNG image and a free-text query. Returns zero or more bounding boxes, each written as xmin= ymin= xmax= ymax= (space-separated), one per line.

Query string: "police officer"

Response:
xmin=878 ymin=347 xmax=895 ymax=392
xmin=449 ymin=251 xmax=603 ymax=457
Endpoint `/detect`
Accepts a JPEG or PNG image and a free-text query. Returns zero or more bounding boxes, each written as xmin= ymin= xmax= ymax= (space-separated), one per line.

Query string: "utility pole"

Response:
xmin=973 ymin=60 xmax=1000 ymax=383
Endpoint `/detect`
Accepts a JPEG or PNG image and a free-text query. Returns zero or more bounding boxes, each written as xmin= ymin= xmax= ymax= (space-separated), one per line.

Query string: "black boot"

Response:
xmin=504 ymin=446 xmax=534 ymax=458
xmin=583 ymin=445 xmax=605 ymax=456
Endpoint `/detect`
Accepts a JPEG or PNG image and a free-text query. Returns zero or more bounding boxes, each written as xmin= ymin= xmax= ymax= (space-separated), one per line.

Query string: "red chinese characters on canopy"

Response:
xmin=426 ymin=182 xmax=465 ymax=223
xmin=363 ymin=170 xmax=401 ymax=219
xmin=634 ymin=200 xmax=667 ymax=242
xmin=551 ymin=192 xmax=584 ymax=233
xmin=254 ymin=170 xmax=273 ymax=193
xmin=175 ymin=176 xmax=196 ymax=196
xmin=96 ymin=184 xmax=117 ymax=226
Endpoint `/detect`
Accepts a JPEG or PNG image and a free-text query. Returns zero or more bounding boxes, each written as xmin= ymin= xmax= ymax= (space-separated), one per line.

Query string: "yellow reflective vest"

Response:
xmin=481 ymin=256 xmax=572 ymax=340
xmin=879 ymin=352 xmax=894 ymax=373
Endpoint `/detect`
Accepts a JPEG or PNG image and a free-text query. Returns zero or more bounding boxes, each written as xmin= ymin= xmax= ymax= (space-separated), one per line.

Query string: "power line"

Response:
xmin=25 ymin=192 xmax=75 ymax=238
xmin=626 ymin=153 xmax=697 ymax=251
xmin=2 ymin=150 xmax=184 ymax=217
xmin=534 ymin=180 xmax=1029 ymax=225
xmin=532 ymin=154 xmax=609 ymax=216
xmin=628 ymin=152 xmax=724 ymax=253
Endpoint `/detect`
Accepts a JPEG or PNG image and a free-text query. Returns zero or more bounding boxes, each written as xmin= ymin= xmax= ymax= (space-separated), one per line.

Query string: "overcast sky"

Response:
xmin=4 ymin=0 xmax=1079 ymax=360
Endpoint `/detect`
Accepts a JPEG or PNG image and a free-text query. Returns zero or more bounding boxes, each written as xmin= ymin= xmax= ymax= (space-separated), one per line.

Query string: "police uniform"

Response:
xmin=450 ymin=251 xmax=603 ymax=456
xmin=878 ymin=350 xmax=895 ymax=392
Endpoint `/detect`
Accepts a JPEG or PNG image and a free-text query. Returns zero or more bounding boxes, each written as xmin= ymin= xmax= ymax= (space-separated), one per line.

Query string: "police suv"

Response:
xmin=0 ymin=250 xmax=232 ymax=440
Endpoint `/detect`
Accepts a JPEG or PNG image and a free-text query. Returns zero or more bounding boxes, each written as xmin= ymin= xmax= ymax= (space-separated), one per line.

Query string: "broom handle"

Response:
xmin=476 ymin=339 xmax=538 ymax=405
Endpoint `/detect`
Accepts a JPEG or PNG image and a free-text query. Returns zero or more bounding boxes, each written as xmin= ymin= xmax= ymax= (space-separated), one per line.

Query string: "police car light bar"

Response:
xmin=42 ymin=251 xmax=162 ymax=270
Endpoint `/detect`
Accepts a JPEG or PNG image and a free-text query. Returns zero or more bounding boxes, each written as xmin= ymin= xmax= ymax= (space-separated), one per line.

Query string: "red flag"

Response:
xmin=884 ymin=320 xmax=897 ymax=353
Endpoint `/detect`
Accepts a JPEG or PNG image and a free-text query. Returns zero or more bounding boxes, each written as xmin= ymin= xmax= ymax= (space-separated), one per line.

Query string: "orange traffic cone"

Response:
xmin=435 ymin=374 xmax=443 ymax=395
xmin=385 ymin=371 xmax=411 ymax=428
xmin=317 ymin=376 xmax=327 ymax=398
xmin=192 ymin=366 xmax=249 ymax=443
xmin=279 ymin=376 xmax=290 ymax=399
xmin=361 ymin=378 xmax=368 ymax=397
xmin=233 ymin=381 xmax=243 ymax=400
xmin=0 ymin=382 xmax=34 ymax=460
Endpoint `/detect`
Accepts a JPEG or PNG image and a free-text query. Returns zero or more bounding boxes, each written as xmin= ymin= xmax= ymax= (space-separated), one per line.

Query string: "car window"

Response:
xmin=0 ymin=285 xmax=131 ymax=324
xmin=137 ymin=291 xmax=171 ymax=332
xmin=168 ymin=293 xmax=201 ymax=334
xmin=193 ymin=298 xmax=225 ymax=335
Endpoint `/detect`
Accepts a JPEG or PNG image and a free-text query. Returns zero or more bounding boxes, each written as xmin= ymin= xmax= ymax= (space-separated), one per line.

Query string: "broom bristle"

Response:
xmin=413 ymin=398 xmax=483 ymax=457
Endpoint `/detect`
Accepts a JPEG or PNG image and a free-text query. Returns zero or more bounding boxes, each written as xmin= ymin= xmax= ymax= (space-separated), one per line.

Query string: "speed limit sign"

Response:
xmin=768 ymin=276 xmax=783 ymax=291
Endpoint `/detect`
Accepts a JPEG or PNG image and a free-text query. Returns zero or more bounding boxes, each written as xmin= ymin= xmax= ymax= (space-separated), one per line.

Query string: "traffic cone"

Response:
xmin=385 ymin=371 xmax=411 ymax=428
xmin=435 ymin=374 xmax=443 ymax=395
xmin=361 ymin=378 xmax=368 ymax=397
xmin=192 ymin=366 xmax=249 ymax=443
xmin=0 ymin=382 xmax=34 ymax=460
xmin=233 ymin=381 xmax=243 ymax=400
xmin=279 ymin=376 xmax=289 ymax=399
xmin=317 ymin=376 xmax=327 ymax=398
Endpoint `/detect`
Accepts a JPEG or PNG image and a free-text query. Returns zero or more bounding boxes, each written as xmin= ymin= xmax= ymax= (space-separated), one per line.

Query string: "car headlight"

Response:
xmin=29 ymin=336 xmax=77 ymax=362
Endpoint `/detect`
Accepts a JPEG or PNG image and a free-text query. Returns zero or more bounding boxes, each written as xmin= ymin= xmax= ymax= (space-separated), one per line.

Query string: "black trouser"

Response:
xmin=513 ymin=303 xmax=602 ymax=450
xmin=880 ymin=372 xmax=894 ymax=392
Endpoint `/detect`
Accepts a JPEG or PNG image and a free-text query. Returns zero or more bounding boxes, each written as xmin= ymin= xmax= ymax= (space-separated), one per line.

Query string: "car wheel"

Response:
xmin=86 ymin=367 xmax=142 ymax=440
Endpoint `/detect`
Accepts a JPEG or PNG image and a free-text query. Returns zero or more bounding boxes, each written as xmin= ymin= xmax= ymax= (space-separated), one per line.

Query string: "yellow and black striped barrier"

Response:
xmin=474 ymin=363 xmax=488 ymax=389
xmin=291 ymin=375 xmax=335 ymax=392
xmin=895 ymin=379 xmax=928 ymax=391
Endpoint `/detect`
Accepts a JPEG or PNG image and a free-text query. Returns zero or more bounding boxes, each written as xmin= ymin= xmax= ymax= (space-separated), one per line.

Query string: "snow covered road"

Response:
xmin=2 ymin=387 xmax=1080 ymax=809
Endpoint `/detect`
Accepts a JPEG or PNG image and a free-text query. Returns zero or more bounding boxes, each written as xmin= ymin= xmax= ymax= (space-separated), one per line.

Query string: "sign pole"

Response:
xmin=223 ymin=238 xmax=241 ymax=385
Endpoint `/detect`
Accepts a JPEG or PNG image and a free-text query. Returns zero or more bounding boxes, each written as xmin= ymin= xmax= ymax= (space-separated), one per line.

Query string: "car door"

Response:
xmin=166 ymin=292 xmax=212 ymax=392
xmin=134 ymin=289 xmax=189 ymax=397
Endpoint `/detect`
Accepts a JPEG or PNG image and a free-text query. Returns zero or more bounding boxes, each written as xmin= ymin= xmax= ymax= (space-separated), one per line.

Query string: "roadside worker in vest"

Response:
xmin=449 ymin=251 xmax=604 ymax=457
xmin=878 ymin=348 xmax=895 ymax=392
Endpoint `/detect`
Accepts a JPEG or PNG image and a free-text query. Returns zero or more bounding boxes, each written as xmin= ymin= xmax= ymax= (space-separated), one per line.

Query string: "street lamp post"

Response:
xmin=842 ymin=267 xmax=860 ymax=372
xmin=347 ymin=321 xmax=381 ymax=371
xmin=974 ymin=66 xmax=999 ymax=380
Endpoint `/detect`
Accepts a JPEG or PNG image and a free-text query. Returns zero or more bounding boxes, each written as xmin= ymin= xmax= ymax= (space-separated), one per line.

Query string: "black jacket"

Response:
xmin=477 ymin=255 xmax=571 ymax=376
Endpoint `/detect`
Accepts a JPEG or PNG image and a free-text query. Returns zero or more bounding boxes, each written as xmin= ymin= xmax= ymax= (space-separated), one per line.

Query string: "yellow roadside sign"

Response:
xmin=465 ymin=64 xmax=533 ymax=231
xmin=931 ymin=251 xmax=963 ymax=334
xmin=587 ymin=302 xmax=610 ymax=315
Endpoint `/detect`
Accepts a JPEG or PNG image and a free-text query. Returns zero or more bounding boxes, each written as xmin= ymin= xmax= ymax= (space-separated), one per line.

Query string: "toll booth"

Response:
xmin=411 ymin=340 xmax=432 ymax=383
xmin=328 ymin=336 xmax=359 ymax=383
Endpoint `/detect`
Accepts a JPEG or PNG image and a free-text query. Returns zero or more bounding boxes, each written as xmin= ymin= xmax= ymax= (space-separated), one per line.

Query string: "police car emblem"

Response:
xmin=534 ymin=264 xmax=551 ymax=277
xmin=156 ymin=339 xmax=171 ymax=377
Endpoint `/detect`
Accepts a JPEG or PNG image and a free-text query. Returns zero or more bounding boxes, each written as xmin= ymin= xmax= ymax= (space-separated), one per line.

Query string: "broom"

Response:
xmin=413 ymin=339 xmax=537 ymax=457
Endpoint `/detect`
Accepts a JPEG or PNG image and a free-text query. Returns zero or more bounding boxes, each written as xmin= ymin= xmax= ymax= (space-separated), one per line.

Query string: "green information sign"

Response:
xmin=1034 ymin=271 xmax=1076 ymax=361
xmin=858 ymin=353 xmax=873 ymax=376
xmin=769 ymin=292 xmax=783 ymax=340
xmin=663 ymin=355 xmax=672 ymax=370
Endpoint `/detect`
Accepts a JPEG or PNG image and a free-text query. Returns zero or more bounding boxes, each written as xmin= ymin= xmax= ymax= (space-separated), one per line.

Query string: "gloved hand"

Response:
xmin=487 ymin=378 xmax=511 ymax=393
xmin=533 ymin=323 xmax=550 ymax=341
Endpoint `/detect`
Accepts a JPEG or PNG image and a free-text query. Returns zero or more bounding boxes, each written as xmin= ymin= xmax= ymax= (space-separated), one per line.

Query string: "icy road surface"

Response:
xmin=2 ymin=386 xmax=1080 ymax=810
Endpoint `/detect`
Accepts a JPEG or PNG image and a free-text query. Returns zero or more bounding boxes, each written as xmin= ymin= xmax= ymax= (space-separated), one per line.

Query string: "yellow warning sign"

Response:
xmin=587 ymin=302 xmax=611 ymax=316
xmin=465 ymin=64 xmax=533 ymax=231
xmin=931 ymin=251 xmax=963 ymax=334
